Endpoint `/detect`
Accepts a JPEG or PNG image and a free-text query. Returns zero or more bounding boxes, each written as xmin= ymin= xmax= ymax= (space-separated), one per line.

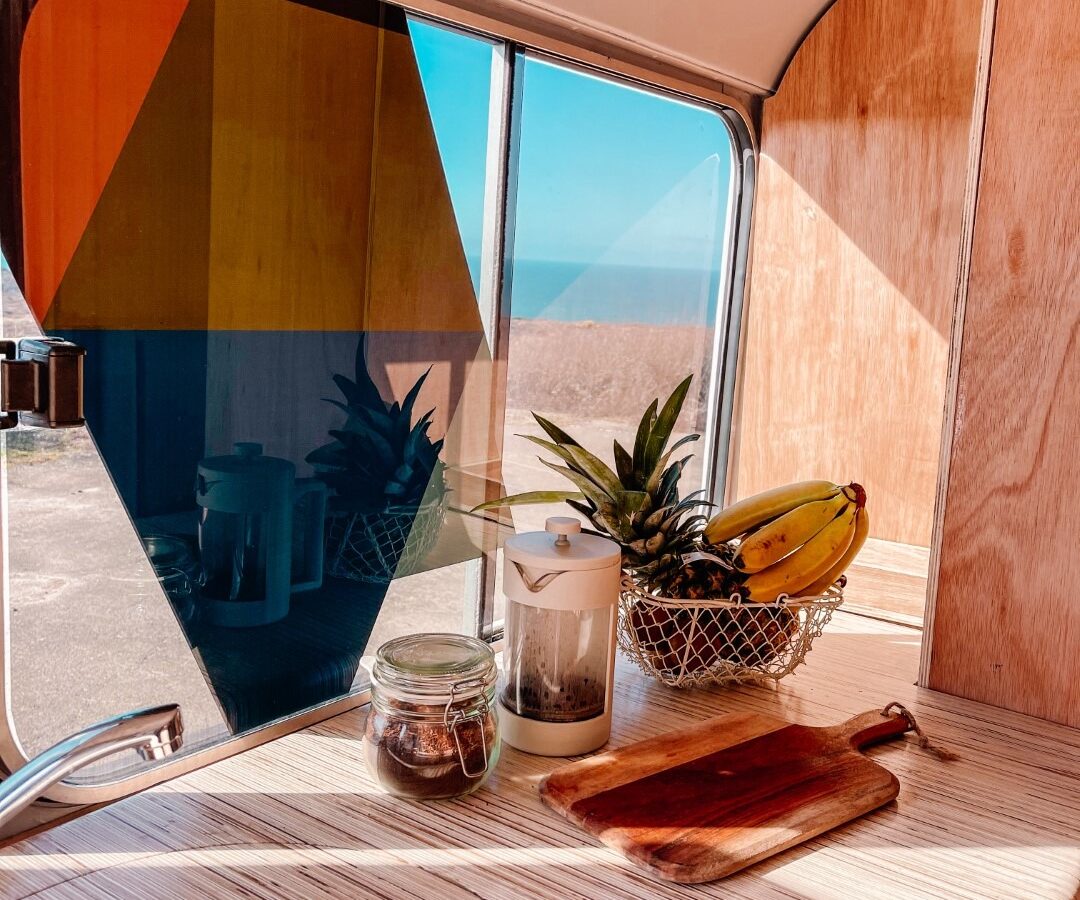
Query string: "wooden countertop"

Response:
xmin=2 ymin=612 xmax=1079 ymax=899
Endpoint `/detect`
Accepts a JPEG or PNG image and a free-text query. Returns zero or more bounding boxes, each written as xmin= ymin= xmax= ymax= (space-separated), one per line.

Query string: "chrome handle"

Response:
xmin=0 ymin=704 xmax=183 ymax=829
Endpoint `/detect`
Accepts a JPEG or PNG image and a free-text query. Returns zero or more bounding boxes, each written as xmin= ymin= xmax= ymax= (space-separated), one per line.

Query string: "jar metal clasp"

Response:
xmin=444 ymin=677 xmax=490 ymax=779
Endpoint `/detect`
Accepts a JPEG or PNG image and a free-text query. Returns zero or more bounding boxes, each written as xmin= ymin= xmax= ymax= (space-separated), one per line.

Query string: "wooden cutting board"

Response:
xmin=539 ymin=708 xmax=912 ymax=883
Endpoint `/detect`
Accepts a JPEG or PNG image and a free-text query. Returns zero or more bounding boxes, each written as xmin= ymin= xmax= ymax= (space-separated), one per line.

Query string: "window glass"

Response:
xmin=0 ymin=2 xmax=747 ymax=792
xmin=3 ymin=4 xmax=504 ymax=777
xmin=499 ymin=55 xmax=736 ymax=559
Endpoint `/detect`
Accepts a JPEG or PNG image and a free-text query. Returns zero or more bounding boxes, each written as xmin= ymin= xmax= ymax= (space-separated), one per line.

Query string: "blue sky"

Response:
xmin=409 ymin=19 xmax=733 ymax=278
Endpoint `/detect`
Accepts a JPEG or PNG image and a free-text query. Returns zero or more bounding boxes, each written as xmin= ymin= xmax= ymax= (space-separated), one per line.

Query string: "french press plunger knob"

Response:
xmin=546 ymin=516 xmax=581 ymax=547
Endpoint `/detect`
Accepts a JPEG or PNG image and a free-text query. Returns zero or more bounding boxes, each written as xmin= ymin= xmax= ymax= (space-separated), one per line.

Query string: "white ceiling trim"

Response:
xmin=426 ymin=0 xmax=838 ymax=95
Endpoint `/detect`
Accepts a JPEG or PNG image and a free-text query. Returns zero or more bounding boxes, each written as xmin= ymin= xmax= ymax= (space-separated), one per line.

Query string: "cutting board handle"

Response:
xmin=827 ymin=709 xmax=912 ymax=751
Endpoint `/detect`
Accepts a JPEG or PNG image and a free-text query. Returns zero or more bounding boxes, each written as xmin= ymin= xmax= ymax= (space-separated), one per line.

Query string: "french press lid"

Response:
xmin=196 ymin=442 xmax=296 ymax=512
xmin=197 ymin=442 xmax=295 ymax=480
xmin=504 ymin=517 xmax=621 ymax=572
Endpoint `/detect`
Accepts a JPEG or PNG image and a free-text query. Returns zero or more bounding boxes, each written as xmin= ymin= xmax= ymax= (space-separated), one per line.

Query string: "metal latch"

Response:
xmin=0 ymin=337 xmax=86 ymax=429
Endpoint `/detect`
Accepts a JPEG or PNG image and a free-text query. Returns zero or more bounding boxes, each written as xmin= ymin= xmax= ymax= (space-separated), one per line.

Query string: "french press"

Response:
xmin=500 ymin=517 xmax=621 ymax=756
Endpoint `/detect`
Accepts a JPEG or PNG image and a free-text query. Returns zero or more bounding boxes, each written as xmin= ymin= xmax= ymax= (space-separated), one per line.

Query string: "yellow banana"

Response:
xmin=742 ymin=502 xmax=858 ymax=602
xmin=734 ymin=492 xmax=850 ymax=573
xmin=704 ymin=480 xmax=842 ymax=545
xmin=798 ymin=506 xmax=870 ymax=597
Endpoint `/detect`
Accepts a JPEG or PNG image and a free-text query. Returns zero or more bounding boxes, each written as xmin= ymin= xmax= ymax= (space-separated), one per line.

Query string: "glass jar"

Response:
xmin=365 ymin=633 xmax=499 ymax=800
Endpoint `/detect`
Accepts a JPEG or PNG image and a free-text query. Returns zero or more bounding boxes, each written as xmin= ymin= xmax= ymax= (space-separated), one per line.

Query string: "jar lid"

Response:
xmin=141 ymin=534 xmax=193 ymax=570
xmin=504 ymin=517 xmax=621 ymax=572
xmin=372 ymin=633 xmax=497 ymax=705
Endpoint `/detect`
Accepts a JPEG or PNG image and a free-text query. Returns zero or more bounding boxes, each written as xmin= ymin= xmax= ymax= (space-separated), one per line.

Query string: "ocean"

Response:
xmin=471 ymin=258 xmax=723 ymax=327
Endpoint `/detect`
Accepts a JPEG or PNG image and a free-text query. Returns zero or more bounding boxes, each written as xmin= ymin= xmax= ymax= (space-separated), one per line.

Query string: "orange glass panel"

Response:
xmin=20 ymin=0 xmax=188 ymax=320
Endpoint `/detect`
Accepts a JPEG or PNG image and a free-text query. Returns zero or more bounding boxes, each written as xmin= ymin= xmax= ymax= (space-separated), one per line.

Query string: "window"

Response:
xmin=497 ymin=55 xmax=739 ymax=568
xmin=0 ymin=0 xmax=751 ymax=794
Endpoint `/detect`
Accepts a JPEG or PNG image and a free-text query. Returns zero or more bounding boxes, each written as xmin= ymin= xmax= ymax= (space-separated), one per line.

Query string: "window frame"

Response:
xmin=0 ymin=0 xmax=756 ymax=818
xmin=475 ymin=42 xmax=758 ymax=638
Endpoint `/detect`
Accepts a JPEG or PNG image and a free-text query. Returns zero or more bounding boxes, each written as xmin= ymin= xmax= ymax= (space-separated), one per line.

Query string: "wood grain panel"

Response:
xmin=206 ymin=1 xmax=481 ymax=334
xmin=204 ymin=1 xmax=491 ymax=467
xmin=928 ymin=0 xmax=1080 ymax=727
xmin=1 ymin=612 xmax=1078 ymax=898
xmin=365 ymin=15 xmax=482 ymax=333
xmin=733 ymin=0 xmax=982 ymax=546
xmin=206 ymin=0 xmax=379 ymax=332
xmin=41 ymin=0 xmax=214 ymax=333
xmin=0 ymin=0 xmax=37 ymax=288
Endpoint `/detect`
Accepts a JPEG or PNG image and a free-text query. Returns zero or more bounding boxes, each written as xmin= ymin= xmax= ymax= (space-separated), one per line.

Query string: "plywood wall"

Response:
xmin=733 ymin=0 xmax=983 ymax=547
xmin=202 ymin=0 xmax=491 ymax=471
xmin=927 ymin=0 xmax=1080 ymax=728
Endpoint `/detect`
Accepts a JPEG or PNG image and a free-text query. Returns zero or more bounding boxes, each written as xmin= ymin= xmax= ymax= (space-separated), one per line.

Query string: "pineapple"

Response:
xmin=475 ymin=376 xmax=741 ymax=600
xmin=476 ymin=376 xmax=799 ymax=679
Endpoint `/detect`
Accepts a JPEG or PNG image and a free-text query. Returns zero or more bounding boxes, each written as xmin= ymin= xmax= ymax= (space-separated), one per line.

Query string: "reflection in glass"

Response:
xmin=2 ymin=263 xmax=226 ymax=765
xmin=3 ymin=2 xmax=505 ymax=771
xmin=307 ymin=335 xmax=447 ymax=585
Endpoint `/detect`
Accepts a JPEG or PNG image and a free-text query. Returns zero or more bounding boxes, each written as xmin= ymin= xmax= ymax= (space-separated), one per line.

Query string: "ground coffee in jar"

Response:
xmin=365 ymin=633 xmax=500 ymax=800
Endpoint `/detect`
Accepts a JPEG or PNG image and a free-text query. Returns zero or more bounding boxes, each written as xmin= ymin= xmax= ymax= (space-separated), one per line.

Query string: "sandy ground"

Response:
xmin=499 ymin=316 xmax=715 ymax=538
xmin=505 ymin=317 xmax=715 ymax=426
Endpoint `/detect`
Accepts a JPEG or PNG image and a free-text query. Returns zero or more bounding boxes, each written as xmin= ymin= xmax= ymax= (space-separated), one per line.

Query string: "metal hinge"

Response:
xmin=0 ymin=338 xmax=86 ymax=429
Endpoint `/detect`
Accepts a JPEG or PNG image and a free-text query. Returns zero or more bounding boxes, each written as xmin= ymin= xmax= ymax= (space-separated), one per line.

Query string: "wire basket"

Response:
xmin=618 ymin=578 xmax=843 ymax=688
xmin=325 ymin=498 xmax=445 ymax=584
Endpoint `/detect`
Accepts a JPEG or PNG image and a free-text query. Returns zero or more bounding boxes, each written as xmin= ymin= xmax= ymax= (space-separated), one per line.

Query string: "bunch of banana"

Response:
xmin=704 ymin=480 xmax=869 ymax=602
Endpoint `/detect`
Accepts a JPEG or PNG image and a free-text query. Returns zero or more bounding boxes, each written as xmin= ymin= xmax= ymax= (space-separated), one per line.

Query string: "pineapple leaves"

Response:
xmin=645 ymin=433 xmax=700 ymax=494
xmin=473 ymin=374 xmax=716 ymax=592
xmin=659 ymin=454 xmax=694 ymax=505
xmin=517 ymin=433 xmax=623 ymax=499
xmin=354 ymin=333 xmax=368 ymax=385
xmin=566 ymin=498 xmax=597 ymax=519
xmin=350 ymin=335 xmax=386 ymax=410
xmin=632 ymin=399 xmax=659 ymax=477
xmin=563 ymin=444 xmax=623 ymax=498
xmin=400 ymin=366 xmax=432 ymax=423
xmin=515 ymin=434 xmax=586 ymax=475
xmin=472 ymin=490 xmax=585 ymax=511
xmin=613 ymin=440 xmax=634 ymax=485
xmin=532 ymin=413 xmax=580 ymax=447
xmin=615 ymin=490 xmax=650 ymax=517
xmin=321 ymin=398 xmax=362 ymax=429
xmin=308 ymin=336 xmax=447 ymax=513
xmin=332 ymin=373 xmax=365 ymax=408
xmin=643 ymin=375 xmax=692 ymax=476
xmin=539 ymin=459 xmax=614 ymax=513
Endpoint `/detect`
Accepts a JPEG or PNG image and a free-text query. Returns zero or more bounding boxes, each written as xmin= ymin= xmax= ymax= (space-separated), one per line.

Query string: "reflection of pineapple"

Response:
xmin=475 ymin=376 xmax=741 ymax=600
xmin=308 ymin=335 xmax=448 ymax=582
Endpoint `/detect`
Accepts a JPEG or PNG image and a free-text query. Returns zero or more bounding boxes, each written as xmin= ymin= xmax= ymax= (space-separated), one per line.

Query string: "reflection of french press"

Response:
xmin=196 ymin=443 xmax=327 ymax=627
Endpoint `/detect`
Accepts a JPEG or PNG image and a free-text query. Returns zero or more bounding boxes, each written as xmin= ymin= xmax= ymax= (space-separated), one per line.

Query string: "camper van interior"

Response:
xmin=0 ymin=0 xmax=1075 ymax=896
